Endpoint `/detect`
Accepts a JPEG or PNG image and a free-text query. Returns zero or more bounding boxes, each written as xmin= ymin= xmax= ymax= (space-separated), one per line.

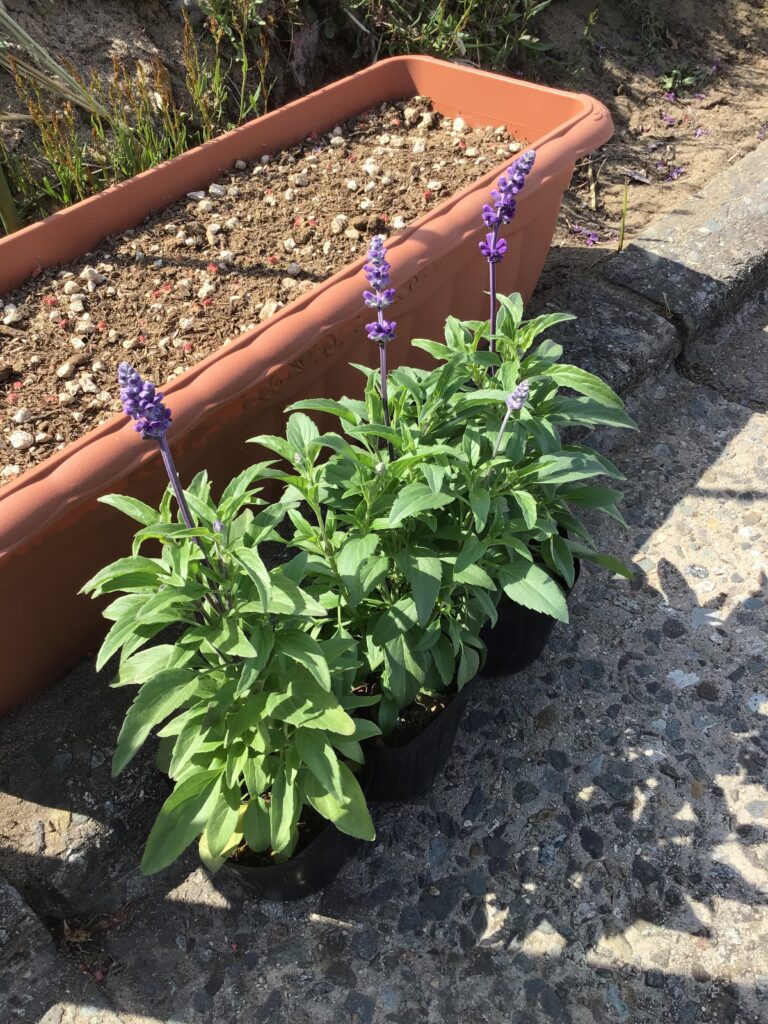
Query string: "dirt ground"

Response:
xmin=536 ymin=0 xmax=768 ymax=288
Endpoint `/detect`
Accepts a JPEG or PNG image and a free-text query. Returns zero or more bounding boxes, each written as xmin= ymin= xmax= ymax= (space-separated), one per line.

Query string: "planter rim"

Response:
xmin=0 ymin=56 xmax=610 ymax=561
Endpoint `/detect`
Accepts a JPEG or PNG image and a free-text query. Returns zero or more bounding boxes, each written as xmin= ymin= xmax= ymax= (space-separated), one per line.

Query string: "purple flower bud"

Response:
xmin=363 ymin=235 xmax=392 ymax=290
xmin=479 ymin=233 xmax=508 ymax=264
xmin=118 ymin=363 xmax=172 ymax=440
xmin=363 ymin=287 xmax=396 ymax=309
xmin=213 ymin=519 xmax=224 ymax=534
xmin=506 ymin=380 xmax=529 ymax=412
xmin=366 ymin=319 xmax=397 ymax=344
xmin=482 ymin=204 xmax=499 ymax=228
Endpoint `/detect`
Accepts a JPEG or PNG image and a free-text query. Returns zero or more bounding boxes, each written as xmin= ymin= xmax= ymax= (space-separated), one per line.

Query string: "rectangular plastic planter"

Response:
xmin=0 ymin=56 xmax=612 ymax=715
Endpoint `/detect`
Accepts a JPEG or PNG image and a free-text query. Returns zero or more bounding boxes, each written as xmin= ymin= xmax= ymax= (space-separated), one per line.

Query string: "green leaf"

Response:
xmin=454 ymin=563 xmax=494 ymax=589
xmin=82 ymin=555 xmax=164 ymax=596
xmin=388 ymin=483 xmax=453 ymax=526
xmin=562 ymin=484 xmax=628 ymax=527
xmin=113 ymin=644 xmax=189 ymax=688
xmin=431 ymin=633 xmax=455 ymax=687
xmin=511 ymin=490 xmax=537 ymax=530
xmin=549 ymin=534 xmax=575 ymax=589
xmin=204 ymin=785 xmax=241 ymax=859
xmin=383 ymin=634 xmax=424 ymax=708
xmin=499 ymin=560 xmax=569 ymax=623
xmin=98 ymin=493 xmax=159 ymax=526
xmin=96 ymin=614 xmax=168 ymax=671
xmin=547 ymin=396 xmax=638 ymax=430
xmin=270 ymin=759 xmax=300 ymax=854
xmin=168 ymin=707 xmax=209 ymax=780
xmin=524 ymin=452 xmax=625 ymax=485
xmin=304 ymin=762 xmax=374 ymax=841
xmin=568 ymin=543 xmax=634 ymax=579
xmin=232 ymin=544 xmax=271 ymax=611
xmin=286 ymin=412 xmax=320 ymax=457
xmin=457 ymin=644 xmax=480 ymax=688
xmin=242 ymin=796 xmax=271 ymax=851
xmin=228 ymin=692 xmax=271 ymax=738
xmin=112 ymin=668 xmax=198 ymax=775
xmin=295 ymin=729 xmax=343 ymax=800
xmin=545 ymin=364 xmax=625 ymax=408
xmin=199 ymin=826 xmax=242 ymax=874
xmin=337 ymin=534 xmax=380 ymax=604
xmin=411 ymin=337 xmax=451 ymax=362
xmin=267 ymin=575 xmax=328 ymax=617
xmin=206 ymin=617 xmax=258 ymax=658
xmin=278 ymin=629 xmax=332 ymax=692
xmin=133 ymin=523 xmax=213 ymax=544
xmin=372 ymin=597 xmax=419 ymax=645
xmin=243 ymin=754 xmax=272 ymax=798
xmin=140 ymin=769 xmax=222 ymax=875
xmin=270 ymin=680 xmax=356 ymax=735
xmin=286 ymin=398 xmax=359 ymax=424
xmin=401 ymin=555 xmax=442 ymax=627
xmin=331 ymin=738 xmax=364 ymax=764
xmin=496 ymin=291 xmax=524 ymax=330
xmin=247 ymin=433 xmax=295 ymax=461
xmin=469 ymin=487 xmax=490 ymax=531
xmin=455 ymin=535 xmax=485 ymax=573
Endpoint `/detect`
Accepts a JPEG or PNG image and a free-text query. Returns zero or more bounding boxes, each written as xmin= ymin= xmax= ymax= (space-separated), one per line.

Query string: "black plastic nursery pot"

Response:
xmin=225 ymin=818 xmax=367 ymax=902
xmin=366 ymin=684 xmax=472 ymax=803
xmin=480 ymin=560 xmax=582 ymax=676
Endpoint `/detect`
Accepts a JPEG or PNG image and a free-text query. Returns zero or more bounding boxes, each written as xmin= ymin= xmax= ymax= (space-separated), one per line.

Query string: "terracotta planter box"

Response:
xmin=0 ymin=56 xmax=612 ymax=715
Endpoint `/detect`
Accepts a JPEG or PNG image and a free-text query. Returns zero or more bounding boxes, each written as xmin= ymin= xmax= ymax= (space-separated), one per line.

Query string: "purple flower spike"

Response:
xmin=118 ymin=363 xmax=172 ymax=440
xmin=362 ymin=235 xmax=396 ymax=431
xmin=479 ymin=149 xmax=536 ymax=358
xmin=506 ymin=380 xmax=529 ymax=412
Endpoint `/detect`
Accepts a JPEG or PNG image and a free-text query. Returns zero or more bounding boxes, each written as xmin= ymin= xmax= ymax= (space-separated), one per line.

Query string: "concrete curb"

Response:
xmin=532 ymin=138 xmax=768 ymax=395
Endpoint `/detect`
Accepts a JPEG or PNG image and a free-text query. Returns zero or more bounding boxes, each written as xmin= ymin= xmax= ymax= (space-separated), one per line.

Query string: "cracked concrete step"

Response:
xmin=680 ymin=282 xmax=768 ymax=410
xmin=1 ymin=873 xmax=128 ymax=1022
xmin=0 ymin=671 xmax=177 ymax=920
xmin=600 ymin=138 xmax=768 ymax=340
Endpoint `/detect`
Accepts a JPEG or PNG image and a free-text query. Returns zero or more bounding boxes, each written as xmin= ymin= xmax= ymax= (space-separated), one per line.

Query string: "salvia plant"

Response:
xmin=83 ymin=365 xmax=376 ymax=876
xmin=85 ymin=145 xmax=635 ymax=877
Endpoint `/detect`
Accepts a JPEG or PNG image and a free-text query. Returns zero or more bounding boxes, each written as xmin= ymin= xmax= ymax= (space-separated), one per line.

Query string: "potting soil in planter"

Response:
xmin=0 ymin=97 xmax=523 ymax=484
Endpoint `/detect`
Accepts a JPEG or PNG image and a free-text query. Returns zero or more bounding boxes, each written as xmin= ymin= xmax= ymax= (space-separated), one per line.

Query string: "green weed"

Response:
xmin=333 ymin=0 xmax=554 ymax=69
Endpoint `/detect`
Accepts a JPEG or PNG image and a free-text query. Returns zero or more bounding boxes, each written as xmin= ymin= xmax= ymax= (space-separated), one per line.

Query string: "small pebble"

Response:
xmin=9 ymin=430 xmax=35 ymax=450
